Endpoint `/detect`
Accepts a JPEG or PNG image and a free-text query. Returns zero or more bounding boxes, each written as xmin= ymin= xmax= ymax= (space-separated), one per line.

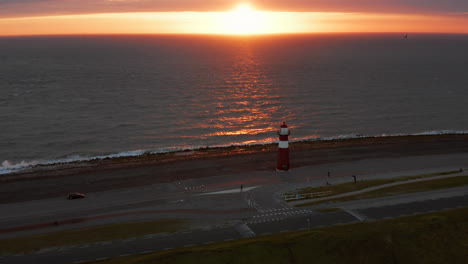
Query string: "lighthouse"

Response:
xmin=277 ymin=122 xmax=290 ymax=171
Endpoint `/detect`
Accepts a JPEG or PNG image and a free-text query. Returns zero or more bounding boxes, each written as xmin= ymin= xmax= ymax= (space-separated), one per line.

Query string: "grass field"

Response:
xmin=0 ymin=219 xmax=187 ymax=256
xmin=297 ymin=175 xmax=468 ymax=207
xmin=285 ymin=170 xmax=461 ymax=201
xmin=90 ymin=207 xmax=468 ymax=264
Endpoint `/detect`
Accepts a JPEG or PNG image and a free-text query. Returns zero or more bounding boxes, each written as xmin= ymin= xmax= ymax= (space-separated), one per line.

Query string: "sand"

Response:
xmin=1 ymin=134 xmax=468 ymax=203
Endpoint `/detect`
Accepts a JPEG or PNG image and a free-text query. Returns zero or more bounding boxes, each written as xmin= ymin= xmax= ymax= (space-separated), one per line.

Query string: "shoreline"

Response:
xmin=3 ymin=133 xmax=468 ymax=178
xmin=1 ymin=134 xmax=468 ymax=203
xmin=2 ymin=132 xmax=468 ymax=177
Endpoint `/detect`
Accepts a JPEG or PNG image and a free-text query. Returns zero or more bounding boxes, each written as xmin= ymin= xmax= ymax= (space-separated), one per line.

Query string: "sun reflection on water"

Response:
xmin=200 ymin=40 xmax=288 ymax=143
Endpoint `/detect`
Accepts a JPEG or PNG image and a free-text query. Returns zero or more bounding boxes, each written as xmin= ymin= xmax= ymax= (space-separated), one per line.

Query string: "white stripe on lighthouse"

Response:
xmin=280 ymin=128 xmax=289 ymax=135
xmin=279 ymin=141 xmax=288 ymax=148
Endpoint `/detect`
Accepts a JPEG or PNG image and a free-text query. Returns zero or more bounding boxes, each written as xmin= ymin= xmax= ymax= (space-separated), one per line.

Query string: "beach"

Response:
xmin=1 ymin=134 xmax=468 ymax=204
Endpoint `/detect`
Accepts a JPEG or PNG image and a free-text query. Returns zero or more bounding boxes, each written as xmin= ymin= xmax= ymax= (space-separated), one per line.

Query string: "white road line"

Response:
xmin=119 ymin=254 xmax=131 ymax=257
xmin=140 ymin=251 xmax=152 ymax=254
xmin=239 ymin=223 xmax=256 ymax=237
xmin=344 ymin=209 xmax=367 ymax=221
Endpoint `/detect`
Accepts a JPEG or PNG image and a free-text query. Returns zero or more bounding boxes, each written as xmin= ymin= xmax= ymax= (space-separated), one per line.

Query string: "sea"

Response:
xmin=1 ymin=33 xmax=468 ymax=174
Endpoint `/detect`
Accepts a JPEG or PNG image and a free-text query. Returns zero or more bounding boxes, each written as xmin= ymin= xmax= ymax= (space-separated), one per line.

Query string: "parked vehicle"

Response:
xmin=67 ymin=192 xmax=85 ymax=200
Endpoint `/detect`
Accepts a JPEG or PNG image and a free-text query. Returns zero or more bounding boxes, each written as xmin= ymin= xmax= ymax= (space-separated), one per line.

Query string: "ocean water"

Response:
xmin=1 ymin=33 xmax=468 ymax=173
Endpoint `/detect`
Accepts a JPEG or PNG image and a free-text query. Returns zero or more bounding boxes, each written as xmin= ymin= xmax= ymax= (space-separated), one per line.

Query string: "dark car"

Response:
xmin=67 ymin=192 xmax=85 ymax=200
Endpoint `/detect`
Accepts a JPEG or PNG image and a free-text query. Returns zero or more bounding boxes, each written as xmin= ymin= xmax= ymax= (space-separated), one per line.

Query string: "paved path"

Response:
xmin=2 ymin=193 xmax=468 ymax=264
xmin=1 ymin=153 xmax=468 ymax=263
xmin=289 ymin=170 xmax=467 ymax=206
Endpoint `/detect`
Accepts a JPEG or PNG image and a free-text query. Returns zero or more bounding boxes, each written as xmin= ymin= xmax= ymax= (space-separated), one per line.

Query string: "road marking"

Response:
xmin=119 ymin=254 xmax=131 ymax=257
xmin=238 ymin=223 xmax=256 ymax=237
xmin=140 ymin=251 xmax=152 ymax=254
xmin=344 ymin=209 xmax=367 ymax=221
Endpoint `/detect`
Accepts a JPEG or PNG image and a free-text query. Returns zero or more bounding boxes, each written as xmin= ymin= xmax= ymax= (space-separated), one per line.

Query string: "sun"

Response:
xmin=221 ymin=3 xmax=270 ymax=35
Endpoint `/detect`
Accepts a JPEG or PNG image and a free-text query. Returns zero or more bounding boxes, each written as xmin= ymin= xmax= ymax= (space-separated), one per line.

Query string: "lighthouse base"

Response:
xmin=277 ymin=149 xmax=290 ymax=171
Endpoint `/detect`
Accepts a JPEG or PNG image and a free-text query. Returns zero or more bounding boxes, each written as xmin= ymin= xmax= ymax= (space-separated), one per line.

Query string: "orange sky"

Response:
xmin=0 ymin=3 xmax=467 ymax=36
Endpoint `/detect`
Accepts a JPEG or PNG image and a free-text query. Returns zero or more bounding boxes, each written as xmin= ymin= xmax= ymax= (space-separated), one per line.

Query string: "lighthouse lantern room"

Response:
xmin=277 ymin=122 xmax=290 ymax=171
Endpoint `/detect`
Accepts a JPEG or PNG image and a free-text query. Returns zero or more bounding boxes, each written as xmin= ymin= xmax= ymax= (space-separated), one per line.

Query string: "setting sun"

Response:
xmin=221 ymin=3 xmax=272 ymax=35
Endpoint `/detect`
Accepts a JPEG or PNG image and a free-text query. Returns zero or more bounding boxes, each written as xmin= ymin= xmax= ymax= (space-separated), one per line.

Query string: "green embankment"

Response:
xmin=0 ymin=219 xmax=187 ymax=256
xmin=92 ymin=207 xmax=468 ymax=264
xmin=286 ymin=170 xmax=460 ymax=201
xmin=297 ymin=175 xmax=468 ymax=207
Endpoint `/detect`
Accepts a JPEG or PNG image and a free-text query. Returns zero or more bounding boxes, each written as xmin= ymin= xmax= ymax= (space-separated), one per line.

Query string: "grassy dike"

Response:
xmin=296 ymin=175 xmax=468 ymax=207
xmin=286 ymin=170 xmax=460 ymax=200
xmin=0 ymin=219 xmax=187 ymax=256
xmin=92 ymin=208 xmax=468 ymax=264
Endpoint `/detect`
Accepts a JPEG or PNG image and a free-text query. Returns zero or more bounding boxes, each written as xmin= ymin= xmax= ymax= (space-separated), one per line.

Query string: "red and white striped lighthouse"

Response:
xmin=277 ymin=122 xmax=290 ymax=171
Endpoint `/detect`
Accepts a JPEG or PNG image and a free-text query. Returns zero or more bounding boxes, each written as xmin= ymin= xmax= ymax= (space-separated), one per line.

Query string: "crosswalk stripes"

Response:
xmin=248 ymin=208 xmax=313 ymax=224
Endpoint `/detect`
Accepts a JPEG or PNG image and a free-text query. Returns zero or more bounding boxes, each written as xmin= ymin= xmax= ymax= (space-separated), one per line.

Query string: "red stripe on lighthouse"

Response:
xmin=277 ymin=122 xmax=290 ymax=171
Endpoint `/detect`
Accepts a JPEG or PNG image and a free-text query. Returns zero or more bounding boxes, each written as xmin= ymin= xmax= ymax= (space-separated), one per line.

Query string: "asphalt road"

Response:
xmin=2 ymin=194 xmax=468 ymax=264
xmin=1 ymin=152 xmax=468 ymax=263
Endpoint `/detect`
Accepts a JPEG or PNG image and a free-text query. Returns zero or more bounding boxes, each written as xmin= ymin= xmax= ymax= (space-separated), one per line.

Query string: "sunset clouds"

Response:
xmin=1 ymin=0 xmax=467 ymax=18
xmin=0 ymin=0 xmax=467 ymax=35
